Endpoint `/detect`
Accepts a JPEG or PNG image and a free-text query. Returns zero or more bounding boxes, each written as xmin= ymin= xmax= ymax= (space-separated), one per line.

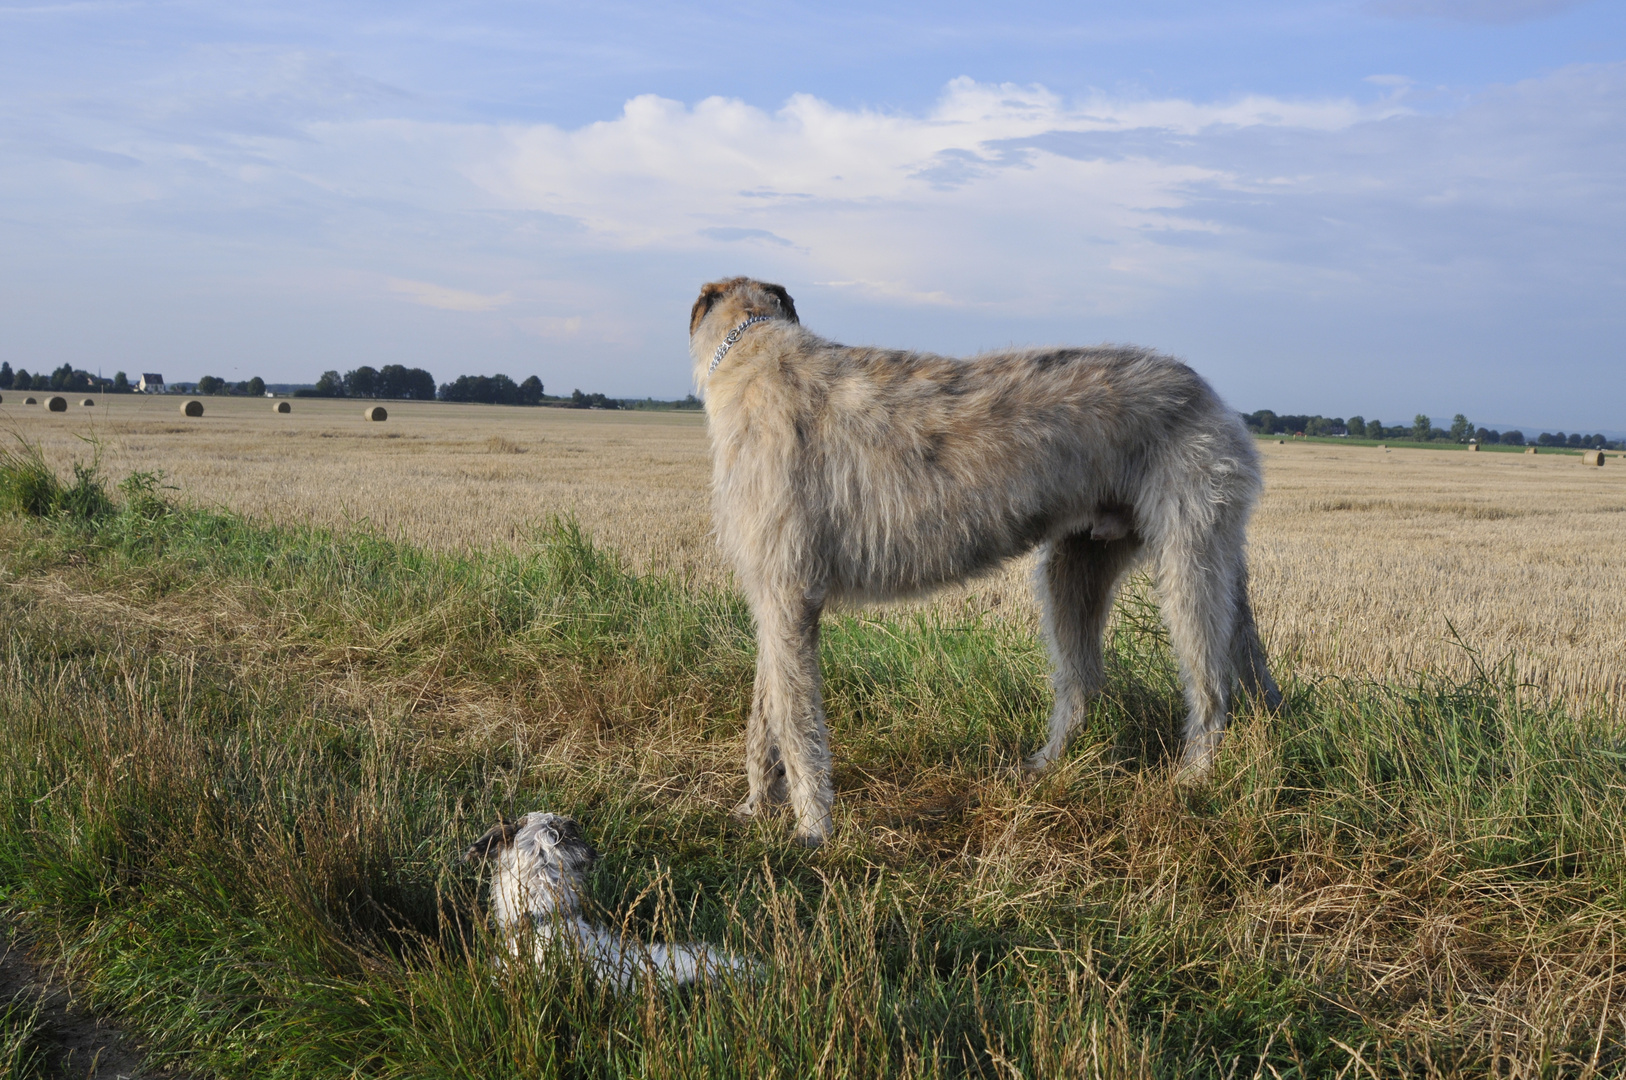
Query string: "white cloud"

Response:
xmin=516 ymin=314 xmax=583 ymax=338
xmin=403 ymin=77 xmax=1407 ymax=313
xmin=388 ymin=278 xmax=511 ymax=312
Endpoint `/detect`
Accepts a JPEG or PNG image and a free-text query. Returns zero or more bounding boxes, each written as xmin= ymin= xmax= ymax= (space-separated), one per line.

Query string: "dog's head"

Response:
xmin=689 ymin=277 xmax=798 ymax=338
xmin=465 ymin=811 xmax=599 ymax=924
xmin=465 ymin=811 xmax=597 ymax=870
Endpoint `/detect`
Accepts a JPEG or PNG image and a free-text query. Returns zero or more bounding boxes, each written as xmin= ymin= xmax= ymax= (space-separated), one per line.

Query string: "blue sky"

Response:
xmin=2 ymin=1 xmax=1623 ymax=431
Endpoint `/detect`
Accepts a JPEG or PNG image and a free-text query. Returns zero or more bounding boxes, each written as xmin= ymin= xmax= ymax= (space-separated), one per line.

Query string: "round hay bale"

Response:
xmin=273 ymin=400 xmax=291 ymax=414
xmin=81 ymin=397 xmax=95 ymax=407
xmin=1467 ymin=442 xmax=1479 ymax=451
xmin=363 ymin=405 xmax=387 ymax=422
xmin=1581 ymin=449 xmax=1605 ymax=466
xmin=23 ymin=397 xmax=37 ymax=405
xmin=181 ymin=399 xmax=204 ymax=417
xmin=45 ymin=396 xmax=67 ymax=412
xmin=1275 ymin=439 xmax=1285 ymax=445
xmin=1525 ymin=446 xmax=1538 ymax=454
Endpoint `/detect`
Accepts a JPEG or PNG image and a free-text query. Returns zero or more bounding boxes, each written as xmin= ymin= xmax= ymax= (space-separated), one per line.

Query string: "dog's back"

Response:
xmin=702 ymin=327 xmax=1258 ymax=600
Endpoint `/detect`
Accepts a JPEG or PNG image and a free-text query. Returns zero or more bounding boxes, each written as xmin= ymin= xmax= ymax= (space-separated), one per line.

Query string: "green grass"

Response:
xmin=1 ymin=440 xmax=1624 ymax=1077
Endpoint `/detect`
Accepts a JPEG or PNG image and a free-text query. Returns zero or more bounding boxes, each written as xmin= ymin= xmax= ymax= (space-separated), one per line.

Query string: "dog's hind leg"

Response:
xmin=1027 ymin=532 xmax=1140 ymax=772
xmin=746 ymin=586 xmax=834 ymax=846
xmin=1231 ymin=568 xmax=1282 ymax=712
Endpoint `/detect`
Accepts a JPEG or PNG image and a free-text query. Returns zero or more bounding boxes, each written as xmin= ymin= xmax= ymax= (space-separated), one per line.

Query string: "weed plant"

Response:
xmin=0 ymin=442 xmax=1624 ymax=1077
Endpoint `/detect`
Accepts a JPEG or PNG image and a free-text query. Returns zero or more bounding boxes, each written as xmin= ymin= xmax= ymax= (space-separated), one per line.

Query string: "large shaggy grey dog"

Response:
xmin=690 ymin=278 xmax=1280 ymax=847
xmin=464 ymin=812 xmax=754 ymax=990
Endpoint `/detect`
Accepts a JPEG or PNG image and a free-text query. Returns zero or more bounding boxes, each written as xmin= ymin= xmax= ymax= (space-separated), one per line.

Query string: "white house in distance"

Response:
xmin=138 ymin=373 xmax=164 ymax=393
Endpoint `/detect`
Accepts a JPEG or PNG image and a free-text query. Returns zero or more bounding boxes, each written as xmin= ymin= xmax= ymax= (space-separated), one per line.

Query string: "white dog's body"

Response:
xmin=464 ymin=812 xmax=753 ymax=991
xmin=689 ymin=278 xmax=1281 ymax=846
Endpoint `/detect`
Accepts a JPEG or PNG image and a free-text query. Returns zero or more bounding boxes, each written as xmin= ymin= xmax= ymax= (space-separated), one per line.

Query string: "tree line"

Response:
xmin=297 ymin=365 xmax=438 ymax=400
xmin=0 ymin=363 xmax=129 ymax=393
xmin=296 ymin=366 xmax=625 ymax=409
xmin=195 ymin=376 xmax=268 ymax=396
xmin=1244 ymin=410 xmax=1621 ymax=451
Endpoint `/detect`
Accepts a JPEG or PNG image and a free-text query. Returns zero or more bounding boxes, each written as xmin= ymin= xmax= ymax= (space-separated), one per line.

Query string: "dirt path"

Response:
xmin=1 ymin=919 xmax=186 ymax=1079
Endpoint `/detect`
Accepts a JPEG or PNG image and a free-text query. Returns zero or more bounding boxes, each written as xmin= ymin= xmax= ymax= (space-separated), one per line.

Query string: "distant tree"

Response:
xmin=1502 ymin=430 xmax=1525 ymax=445
xmin=315 ymin=371 xmax=344 ymax=397
xmin=373 ymin=364 xmax=436 ymax=400
xmin=519 ymin=376 xmax=544 ymax=405
xmin=568 ymin=389 xmax=619 ymax=409
xmin=196 ymin=375 xmax=225 ymax=395
xmin=0 ymin=362 xmax=11 ymax=390
xmin=51 ymin=363 xmax=94 ymax=392
xmin=246 ymin=376 xmax=266 ymax=397
xmin=438 ymin=373 xmax=529 ymax=404
xmin=1449 ymin=414 xmax=1472 ymax=443
xmin=30 ymin=373 xmax=50 ymax=390
xmin=1567 ymin=433 xmax=1583 ymax=447
xmin=1413 ymin=414 xmax=1432 ymax=441
xmin=13 ymin=368 xmax=29 ymax=390
xmin=344 ymin=366 xmax=379 ymax=398
xmin=112 ymin=371 xmax=129 ymax=392
xmin=1366 ymin=418 xmax=1382 ymax=439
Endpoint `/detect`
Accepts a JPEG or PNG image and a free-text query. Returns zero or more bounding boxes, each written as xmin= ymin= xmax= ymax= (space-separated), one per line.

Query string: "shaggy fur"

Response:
xmin=463 ymin=812 xmax=754 ymax=990
xmin=690 ymin=277 xmax=1281 ymax=846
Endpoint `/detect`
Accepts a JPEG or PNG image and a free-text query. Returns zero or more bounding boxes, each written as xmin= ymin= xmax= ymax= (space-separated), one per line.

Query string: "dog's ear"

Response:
xmin=690 ymin=281 xmax=730 ymax=336
xmin=463 ymin=818 xmax=520 ymax=863
xmin=546 ymin=816 xmax=599 ymax=868
xmin=761 ymin=282 xmax=798 ymax=324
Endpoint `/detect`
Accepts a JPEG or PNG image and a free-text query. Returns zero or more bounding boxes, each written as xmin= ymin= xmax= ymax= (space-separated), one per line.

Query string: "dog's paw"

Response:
xmin=1174 ymin=734 xmax=1221 ymax=784
xmin=1022 ymin=748 xmax=1059 ymax=776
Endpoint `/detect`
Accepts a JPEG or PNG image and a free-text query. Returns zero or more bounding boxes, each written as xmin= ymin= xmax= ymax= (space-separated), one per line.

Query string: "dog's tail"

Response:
xmin=1231 ymin=568 xmax=1282 ymax=711
xmin=644 ymin=941 xmax=763 ymax=987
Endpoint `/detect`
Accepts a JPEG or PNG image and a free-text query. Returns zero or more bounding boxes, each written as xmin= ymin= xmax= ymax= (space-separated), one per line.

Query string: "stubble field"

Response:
xmin=4 ymin=392 xmax=1626 ymax=1078
xmin=9 ymin=392 xmax=1626 ymax=713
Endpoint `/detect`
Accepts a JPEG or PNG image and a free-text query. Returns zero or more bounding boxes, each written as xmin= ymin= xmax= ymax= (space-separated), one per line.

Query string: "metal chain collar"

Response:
xmin=707 ymin=314 xmax=775 ymax=376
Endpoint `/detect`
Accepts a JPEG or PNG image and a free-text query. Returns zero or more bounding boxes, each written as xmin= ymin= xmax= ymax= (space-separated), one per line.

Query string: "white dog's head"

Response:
xmin=464 ymin=811 xmax=598 ymax=931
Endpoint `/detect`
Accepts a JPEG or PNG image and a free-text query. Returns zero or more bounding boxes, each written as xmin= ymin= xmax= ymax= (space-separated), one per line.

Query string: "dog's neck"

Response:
xmin=707 ymin=314 xmax=775 ymax=377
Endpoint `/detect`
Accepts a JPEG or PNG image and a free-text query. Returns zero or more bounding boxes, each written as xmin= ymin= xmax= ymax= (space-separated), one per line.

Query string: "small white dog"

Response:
xmin=462 ymin=811 xmax=755 ymax=991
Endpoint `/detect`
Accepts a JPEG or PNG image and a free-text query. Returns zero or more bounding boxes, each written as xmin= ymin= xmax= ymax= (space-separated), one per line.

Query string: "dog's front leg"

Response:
xmin=746 ymin=585 xmax=834 ymax=846
xmin=733 ymin=666 xmax=788 ymax=821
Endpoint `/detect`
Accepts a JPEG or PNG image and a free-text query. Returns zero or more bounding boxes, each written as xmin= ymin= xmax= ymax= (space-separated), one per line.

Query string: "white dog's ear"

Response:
xmin=462 ymin=818 xmax=520 ymax=862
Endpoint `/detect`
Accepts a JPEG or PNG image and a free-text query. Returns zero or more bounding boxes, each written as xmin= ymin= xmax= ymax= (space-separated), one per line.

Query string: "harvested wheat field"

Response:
xmin=7 ymin=393 xmax=1623 ymax=713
